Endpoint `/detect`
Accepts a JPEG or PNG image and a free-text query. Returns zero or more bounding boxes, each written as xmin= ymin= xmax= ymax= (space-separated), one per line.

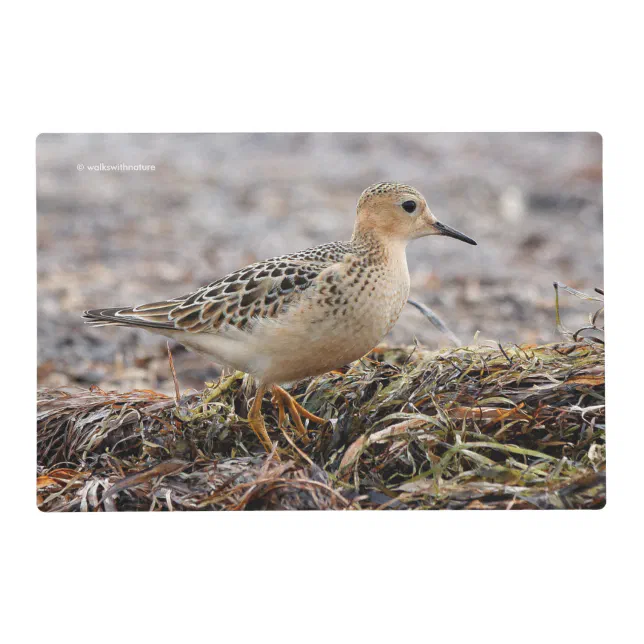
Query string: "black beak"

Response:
xmin=434 ymin=220 xmax=477 ymax=246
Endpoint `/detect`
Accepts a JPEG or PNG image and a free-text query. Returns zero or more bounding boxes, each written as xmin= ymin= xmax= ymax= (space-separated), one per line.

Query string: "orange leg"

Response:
xmin=248 ymin=385 xmax=277 ymax=455
xmin=272 ymin=389 xmax=287 ymax=429
xmin=271 ymin=385 xmax=326 ymax=442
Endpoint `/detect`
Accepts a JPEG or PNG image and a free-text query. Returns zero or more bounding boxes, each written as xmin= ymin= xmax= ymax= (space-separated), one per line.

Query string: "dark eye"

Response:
xmin=402 ymin=200 xmax=417 ymax=214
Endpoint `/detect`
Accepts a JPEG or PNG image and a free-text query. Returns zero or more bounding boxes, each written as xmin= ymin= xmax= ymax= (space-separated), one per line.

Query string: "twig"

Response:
xmin=407 ymin=298 xmax=461 ymax=346
xmin=166 ymin=341 xmax=180 ymax=404
xmin=498 ymin=342 xmax=513 ymax=366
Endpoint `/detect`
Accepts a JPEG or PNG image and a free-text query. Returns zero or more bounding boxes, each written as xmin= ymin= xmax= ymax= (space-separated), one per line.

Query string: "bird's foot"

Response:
xmin=270 ymin=384 xmax=326 ymax=444
xmin=248 ymin=385 xmax=280 ymax=459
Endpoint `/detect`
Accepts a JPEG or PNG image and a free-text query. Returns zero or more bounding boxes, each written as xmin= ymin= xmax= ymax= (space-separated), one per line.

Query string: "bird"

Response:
xmin=83 ymin=182 xmax=477 ymax=454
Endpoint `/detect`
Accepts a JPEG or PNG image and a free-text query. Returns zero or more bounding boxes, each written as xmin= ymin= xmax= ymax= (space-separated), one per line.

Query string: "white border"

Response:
xmin=5 ymin=2 xmax=642 ymax=641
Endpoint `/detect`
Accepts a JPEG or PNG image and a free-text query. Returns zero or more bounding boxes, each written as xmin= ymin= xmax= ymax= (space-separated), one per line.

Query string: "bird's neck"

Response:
xmin=351 ymin=229 xmax=408 ymax=256
xmin=350 ymin=230 xmax=409 ymax=269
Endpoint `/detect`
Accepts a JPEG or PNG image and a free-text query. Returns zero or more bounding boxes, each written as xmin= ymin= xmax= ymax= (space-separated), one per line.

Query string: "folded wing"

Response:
xmin=82 ymin=242 xmax=353 ymax=334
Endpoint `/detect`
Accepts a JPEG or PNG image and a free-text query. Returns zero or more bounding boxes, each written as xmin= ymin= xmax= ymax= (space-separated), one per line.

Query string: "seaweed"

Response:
xmin=37 ymin=284 xmax=605 ymax=511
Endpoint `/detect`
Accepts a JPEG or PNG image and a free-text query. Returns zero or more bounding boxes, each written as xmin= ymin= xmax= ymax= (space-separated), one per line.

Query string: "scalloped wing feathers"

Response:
xmin=82 ymin=241 xmax=354 ymax=333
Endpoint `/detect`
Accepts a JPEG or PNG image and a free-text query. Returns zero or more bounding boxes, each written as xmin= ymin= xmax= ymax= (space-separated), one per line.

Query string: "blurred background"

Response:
xmin=37 ymin=133 xmax=603 ymax=394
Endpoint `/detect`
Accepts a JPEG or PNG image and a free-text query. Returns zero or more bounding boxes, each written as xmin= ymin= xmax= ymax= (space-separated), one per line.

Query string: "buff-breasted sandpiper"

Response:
xmin=83 ymin=182 xmax=477 ymax=453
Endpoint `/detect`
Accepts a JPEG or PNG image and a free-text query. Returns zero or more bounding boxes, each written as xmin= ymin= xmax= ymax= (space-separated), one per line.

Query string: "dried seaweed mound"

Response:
xmin=37 ymin=284 xmax=605 ymax=511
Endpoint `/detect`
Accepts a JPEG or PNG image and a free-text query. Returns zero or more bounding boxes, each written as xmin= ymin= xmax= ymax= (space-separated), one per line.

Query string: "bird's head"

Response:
xmin=353 ymin=182 xmax=477 ymax=246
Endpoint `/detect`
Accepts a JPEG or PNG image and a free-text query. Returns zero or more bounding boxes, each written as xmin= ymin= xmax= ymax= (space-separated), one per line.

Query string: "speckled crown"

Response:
xmin=358 ymin=182 xmax=422 ymax=208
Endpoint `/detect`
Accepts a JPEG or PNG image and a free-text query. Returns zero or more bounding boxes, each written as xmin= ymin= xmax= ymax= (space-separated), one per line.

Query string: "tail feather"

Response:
xmin=82 ymin=306 xmax=175 ymax=331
